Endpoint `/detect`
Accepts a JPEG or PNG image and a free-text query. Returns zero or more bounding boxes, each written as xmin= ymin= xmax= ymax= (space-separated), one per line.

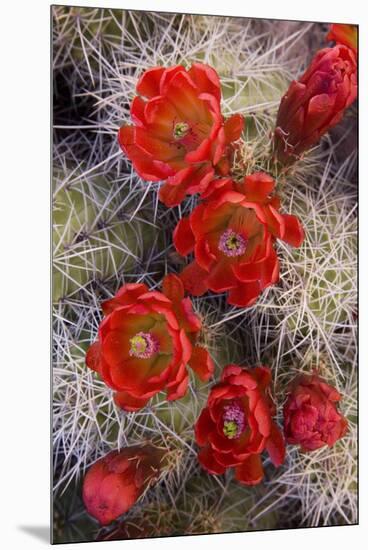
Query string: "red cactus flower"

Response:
xmin=327 ymin=23 xmax=357 ymax=53
xmin=86 ymin=274 xmax=214 ymax=411
xmin=118 ymin=63 xmax=243 ymax=207
xmin=283 ymin=373 xmax=348 ymax=451
xmin=273 ymin=45 xmax=357 ymax=164
xmin=195 ymin=364 xmax=285 ymax=485
xmin=173 ymin=172 xmax=304 ymax=307
xmin=82 ymin=444 xmax=164 ymax=525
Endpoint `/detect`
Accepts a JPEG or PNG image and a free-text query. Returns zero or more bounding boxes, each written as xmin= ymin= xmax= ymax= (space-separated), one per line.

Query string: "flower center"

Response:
xmin=222 ymin=401 xmax=245 ymax=439
xmin=129 ymin=332 xmax=159 ymax=359
xmin=218 ymin=229 xmax=247 ymax=257
xmin=223 ymin=421 xmax=238 ymax=438
xmin=173 ymin=122 xmax=190 ymax=140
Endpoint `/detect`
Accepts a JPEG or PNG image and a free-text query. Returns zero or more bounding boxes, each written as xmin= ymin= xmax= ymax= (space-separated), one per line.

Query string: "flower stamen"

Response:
xmin=173 ymin=122 xmax=190 ymax=140
xmin=218 ymin=229 xmax=247 ymax=257
xmin=222 ymin=402 xmax=245 ymax=439
xmin=129 ymin=332 xmax=159 ymax=359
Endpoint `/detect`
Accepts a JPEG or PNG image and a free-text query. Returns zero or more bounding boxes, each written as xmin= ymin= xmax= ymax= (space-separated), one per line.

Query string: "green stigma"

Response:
xmin=223 ymin=420 xmax=238 ymax=439
xmin=130 ymin=335 xmax=147 ymax=355
xmin=226 ymin=235 xmax=239 ymax=250
xmin=173 ymin=122 xmax=190 ymax=140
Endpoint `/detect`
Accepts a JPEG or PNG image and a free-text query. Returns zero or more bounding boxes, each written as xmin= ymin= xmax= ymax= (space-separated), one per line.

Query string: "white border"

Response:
xmin=1 ymin=0 xmax=366 ymax=548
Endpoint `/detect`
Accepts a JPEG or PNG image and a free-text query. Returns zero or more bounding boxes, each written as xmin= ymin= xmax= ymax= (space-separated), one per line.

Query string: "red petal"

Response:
xmin=281 ymin=214 xmax=304 ymax=247
xmin=195 ymin=238 xmax=216 ymax=271
xmin=252 ymin=366 xmax=272 ymax=390
xmin=188 ymin=63 xmax=221 ymax=102
xmin=206 ymin=260 xmax=238 ymax=292
xmin=143 ymin=96 xmax=178 ymax=140
xmin=234 ymin=245 xmax=279 ymax=287
xmin=234 ymin=454 xmax=264 ymax=485
xmin=243 ymin=172 xmax=275 ymax=202
xmin=180 ymin=262 xmax=209 ymax=296
xmin=253 ymin=396 xmax=272 ymax=437
xmin=276 ymin=80 xmax=307 ymax=128
xmin=266 ymin=422 xmax=286 ymax=467
xmin=149 ymin=304 xmax=179 ymax=331
xmin=166 ymin=370 xmax=189 ymax=401
xmin=317 ymin=380 xmax=341 ymax=402
xmin=113 ymin=391 xmax=151 ymax=412
xmin=199 ymin=92 xmax=223 ymax=131
xmin=136 ymin=67 xmax=165 ymax=98
xmin=207 ymin=384 xmax=244 ymax=409
xmin=305 ymin=93 xmax=335 ymax=136
xmin=159 ymin=180 xmax=188 ymax=207
xmin=189 ymin=346 xmax=215 ymax=382
xmin=166 ymin=165 xmax=194 ymax=186
xmin=178 ymin=297 xmax=202 ymax=333
xmin=164 ymin=70 xmax=207 ymax=121
xmin=130 ymin=96 xmax=146 ymax=126
xmin=118 ymin=124 xmax=135 ymax=151
xmin=191 ymin=202 xmax=232 ymax=237
xmin=198 ymin=446 xmax=226 ymax=475
xmin=227 ymin=281 xmax=261 ymax=308
xmin=98 ymin=356 xmax=121 ymax=391
xmin=227 ymin=370 xmax=258 ymax=390
xmin=179 ymin=328 xmax=193 ymax=365
xmin=135 ymin=127 xmax=178 ymax=162
xmin=185 ymin=138 xmax=212 ymax=164
xmin=201 ymin=177 xmax=234 ymax=199
xmin=208 ymin=431 xmax=237 ymax=454
xmin=118 ymin=126 xmax=174 ymax=181
xmin=101 ymin=329 xmax=131 ymax=367
xmin=102 ymin=283 xmax=148 ymax=315
xmin=215 ymin=156 xmax=231 ymax=176
xmin=86 ymin=341 xmax=101 ymax=373
xmin=221 ymin=364 xmax=243 ymax=381
xmin=170 ymin=163 xmax=215 ymax=195
xmin=260 ymin=205 xmax=285 ymax=239
xmin=159 ymin=65 xmax=186 ymax=94
xmin=212 ymin=127 xmax=226 ymax=166
xmin=224 ymin=113 xmax=244 ymax=143
xmin=210 ymin=190 xmax=245 ymax=209
xmin=173 ymin=217 xmax=195 ymax=256
xmin=195 ymin=408 xmax=214 ymax=446
xmin=162 ymin=273 xmax=185 ymax=302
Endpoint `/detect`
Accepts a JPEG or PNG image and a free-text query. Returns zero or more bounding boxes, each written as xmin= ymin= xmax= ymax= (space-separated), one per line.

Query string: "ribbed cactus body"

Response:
xmin=53 ymin=171 xmax=156 ymax=302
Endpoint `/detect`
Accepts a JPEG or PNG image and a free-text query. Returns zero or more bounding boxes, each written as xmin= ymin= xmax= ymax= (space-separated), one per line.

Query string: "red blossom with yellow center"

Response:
xmin=86 ymin=274 xmax=214 ymax=411
xmin=118 ymin=63 xmax=244 ymax=207
xmin=283 ymin=373 xmax=348 ymax=452
xmin=195 ymin=364 xmax=285 ymax=485
xmin=173 ymin=172 xmax=304 ymax=307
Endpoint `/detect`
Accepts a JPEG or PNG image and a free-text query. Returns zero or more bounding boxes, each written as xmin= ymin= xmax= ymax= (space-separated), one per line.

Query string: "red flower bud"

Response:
xmin=283 ymin=373 xmax=348 ymax=452
xmin=274 ymin=45 xmax=357 ymax=164
xmin=195 ymin=365 xmax=285 ymax=485
xmin=82 ymin=444 xmax=165 ymax=525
